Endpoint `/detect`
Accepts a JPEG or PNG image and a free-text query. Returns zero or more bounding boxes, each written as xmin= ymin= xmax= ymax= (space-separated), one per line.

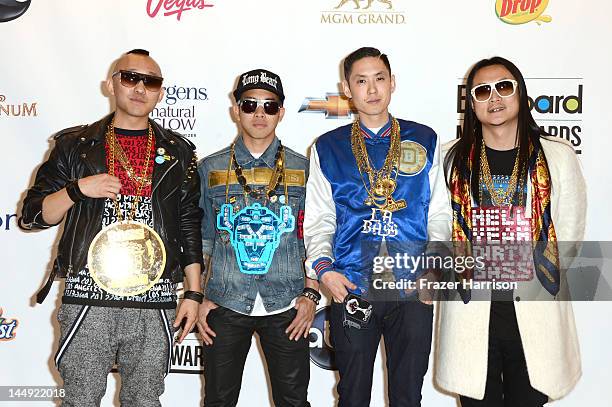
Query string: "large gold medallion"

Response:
xmin=88 ymin=221 xmax=166 ymax=297
xmin=398 ymin=140 xmax=428 ymax=175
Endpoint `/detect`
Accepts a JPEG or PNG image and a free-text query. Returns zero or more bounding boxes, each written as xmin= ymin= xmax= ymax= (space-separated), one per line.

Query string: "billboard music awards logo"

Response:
xmin=456 ymin=78 xmax=584 ymax=153
xmin=146 ymin=0 xmax=213 ymax=21
xmin=0 ymin=308 xmax=18 ymax=341
xmin=0 ymin=0 xmax=31 ymax=23
xmin=299 ymin=93 xmax=357 ymax=119
xmin=171 ymin=332 xmax=204 ymax=373
xmin=112 ymin=331 xmax=204 ymax=374
xmin=321 ymin=0 xmax=406 ymax=24
xmin=309 ymin=306 xmax=337 ymax=370
xmin=0 ymin=94 xmax=38 ymax=117
xmin=150 ymin=85 xmax=208 ymax=138
xmin=495 ymin=0 xmax=552 ymax=25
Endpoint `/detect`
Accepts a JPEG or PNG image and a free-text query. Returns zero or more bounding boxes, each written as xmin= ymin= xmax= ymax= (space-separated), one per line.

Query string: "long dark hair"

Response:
xmin=444 ymin=56 xmax=550 ymax=202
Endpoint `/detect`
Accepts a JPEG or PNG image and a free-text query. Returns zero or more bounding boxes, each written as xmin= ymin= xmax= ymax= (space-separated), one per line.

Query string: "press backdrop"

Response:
xmin=1 ymin=1 xmax=611 ymax=406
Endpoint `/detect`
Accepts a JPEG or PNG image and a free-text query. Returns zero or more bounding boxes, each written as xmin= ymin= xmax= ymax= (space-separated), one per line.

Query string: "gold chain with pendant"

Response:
xmin=105 ymin=120 xmax=154 ymax=222
xmin=479 ymin=137 xmax=521 ymax=206
xmin=110 ymin=135 xmax=153 ymax=186
xmin=87 ymin=121 xmax=165 ymax=298
xmin=224 ymin=141 xmax=288 ymax=206
xmin=350 ymin=118 xmax=406 ymax=212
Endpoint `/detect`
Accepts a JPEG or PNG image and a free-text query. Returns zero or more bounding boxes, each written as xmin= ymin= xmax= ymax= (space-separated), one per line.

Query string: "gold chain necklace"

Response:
xmin=479 ymin=137 xmax=520 ymax=206
xmin=111 ymin=135 xmax=153 ymax=186
xmin=224 ymin=141 xmax=288 ymax=206
xmin=350 ymin=118 xmax=406 ymax=212
xmin=105 ymin=121 xmax=154 ymax=222
xmin=87 ymin=120 xmax=165 ymax=298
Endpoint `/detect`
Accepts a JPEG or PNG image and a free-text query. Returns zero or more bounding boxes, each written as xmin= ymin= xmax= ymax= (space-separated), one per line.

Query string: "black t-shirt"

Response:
xmin=62 ymin=128 xmax=176 ymax=309
xmin=482 ymin=146 xmax=522 ymax=340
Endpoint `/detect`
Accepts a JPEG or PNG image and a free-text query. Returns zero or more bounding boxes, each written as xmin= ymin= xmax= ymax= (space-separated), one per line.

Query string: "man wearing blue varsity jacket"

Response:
xmin=303 ymin=47 xmax=451 ymax=406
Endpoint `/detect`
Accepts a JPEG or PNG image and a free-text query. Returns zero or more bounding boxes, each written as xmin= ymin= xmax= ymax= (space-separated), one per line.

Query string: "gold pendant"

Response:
xmin=373 ymin=184 xmax=385 ymax=197
xmin=373 ymin=178 xmax=397 ymax=198
xmin=383 ymin=197 xmax=407 ymax=212
xmin=88 ymin=221 xmax=166 ymax=296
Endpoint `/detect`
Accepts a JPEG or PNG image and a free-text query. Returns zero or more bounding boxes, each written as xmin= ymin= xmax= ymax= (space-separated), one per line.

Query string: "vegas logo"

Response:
xmin=146 ymin=0 xmax=213 ymax=21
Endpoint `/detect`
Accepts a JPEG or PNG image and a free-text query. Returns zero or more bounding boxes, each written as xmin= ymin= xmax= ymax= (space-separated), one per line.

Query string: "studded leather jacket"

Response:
xmin=19 ymin=114 xmax=203 ymax=303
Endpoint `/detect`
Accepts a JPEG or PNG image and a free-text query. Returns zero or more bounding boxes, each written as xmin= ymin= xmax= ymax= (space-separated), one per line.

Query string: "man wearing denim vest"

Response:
xmin=197 ymin=69 xmax=318 ymax=407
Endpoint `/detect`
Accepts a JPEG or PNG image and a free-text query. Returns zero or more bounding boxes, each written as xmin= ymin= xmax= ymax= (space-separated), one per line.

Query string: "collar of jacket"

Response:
xmin=359 ymin=115 xmax=394 ymax=145
xmin=233 ymin=135 xmax=280 ymax=168
xmin=360 ymin=115 xmax=392 ymax=139
xmin=76 ymin=113 xmax=184 ymax=194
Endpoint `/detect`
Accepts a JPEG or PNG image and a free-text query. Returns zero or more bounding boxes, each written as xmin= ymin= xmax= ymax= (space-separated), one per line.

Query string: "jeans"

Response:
xmin=329 ymin=299 xmax=434 ymax=407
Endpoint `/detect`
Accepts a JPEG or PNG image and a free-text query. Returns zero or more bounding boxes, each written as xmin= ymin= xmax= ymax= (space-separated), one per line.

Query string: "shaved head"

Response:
xmin=112 ymin=51 xmax=162 ymax=78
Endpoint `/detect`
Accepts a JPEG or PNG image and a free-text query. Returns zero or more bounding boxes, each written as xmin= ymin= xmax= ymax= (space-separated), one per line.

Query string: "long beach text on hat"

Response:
xmin=241 ymin=71 xmax=278 ymax=90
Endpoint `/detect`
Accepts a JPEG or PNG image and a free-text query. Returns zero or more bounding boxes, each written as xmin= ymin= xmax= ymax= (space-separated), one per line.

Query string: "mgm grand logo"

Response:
xmin=321 ymin=0 xmax=406 ymax=25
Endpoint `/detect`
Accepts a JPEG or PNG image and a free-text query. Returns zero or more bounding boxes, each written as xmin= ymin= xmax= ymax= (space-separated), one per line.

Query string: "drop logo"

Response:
xmin=0 ymin=0 xmax=31 ymax=23
xmin=495 ymin=0 xmax=552 ymax=25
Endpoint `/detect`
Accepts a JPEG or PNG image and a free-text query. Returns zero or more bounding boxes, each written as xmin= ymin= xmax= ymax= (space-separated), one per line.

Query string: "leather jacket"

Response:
xmin=19 ymin=114 xmax=203 ymax=303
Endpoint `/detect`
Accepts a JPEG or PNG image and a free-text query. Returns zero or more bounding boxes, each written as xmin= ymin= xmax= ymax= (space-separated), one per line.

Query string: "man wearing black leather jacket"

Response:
xmin=19 ymin=49 xmax=203 ymax=406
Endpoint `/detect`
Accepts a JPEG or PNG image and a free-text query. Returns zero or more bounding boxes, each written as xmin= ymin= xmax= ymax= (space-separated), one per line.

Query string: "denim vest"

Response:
xmin=198 ymin=136 xmax=308 ymax=314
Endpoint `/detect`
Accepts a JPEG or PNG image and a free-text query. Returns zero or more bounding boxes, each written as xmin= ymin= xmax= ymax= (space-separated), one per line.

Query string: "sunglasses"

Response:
xmin=470 ymin=79 xmax=518 ymax=103
xmin=239 ymin=98 xmax=281 ymax=115
xmin=112 ymin=70 xmax=164 ymax=92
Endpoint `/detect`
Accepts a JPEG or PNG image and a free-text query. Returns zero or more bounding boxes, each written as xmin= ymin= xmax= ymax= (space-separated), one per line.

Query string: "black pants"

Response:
xmin=459 ymin=336 xmax=549 ymax=407
xmin=203 ymin=306 xmax=310 ymax=407
xmin=329 ymin=300 xmax=434 ymax=407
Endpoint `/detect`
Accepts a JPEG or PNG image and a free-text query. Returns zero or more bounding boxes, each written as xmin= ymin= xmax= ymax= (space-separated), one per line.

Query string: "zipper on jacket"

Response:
xmin=151 ymin=159 xmax=179 ymax=229
xmin=152 ymin=160 xmax=179 ymax=195
xmin=67 ymin=199 xmax=82 ymax=276
xmin=81 ymin=140 xmax=103 ymax=176
xmin=71 ymin=140 xmax=102 ymax=276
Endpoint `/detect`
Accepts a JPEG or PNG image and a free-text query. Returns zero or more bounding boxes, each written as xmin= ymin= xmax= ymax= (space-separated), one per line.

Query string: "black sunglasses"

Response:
xmin=239 ymin=98 xmax=281 ymax=115
xmin=112 ymin=70 xmax=164 ymax=92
